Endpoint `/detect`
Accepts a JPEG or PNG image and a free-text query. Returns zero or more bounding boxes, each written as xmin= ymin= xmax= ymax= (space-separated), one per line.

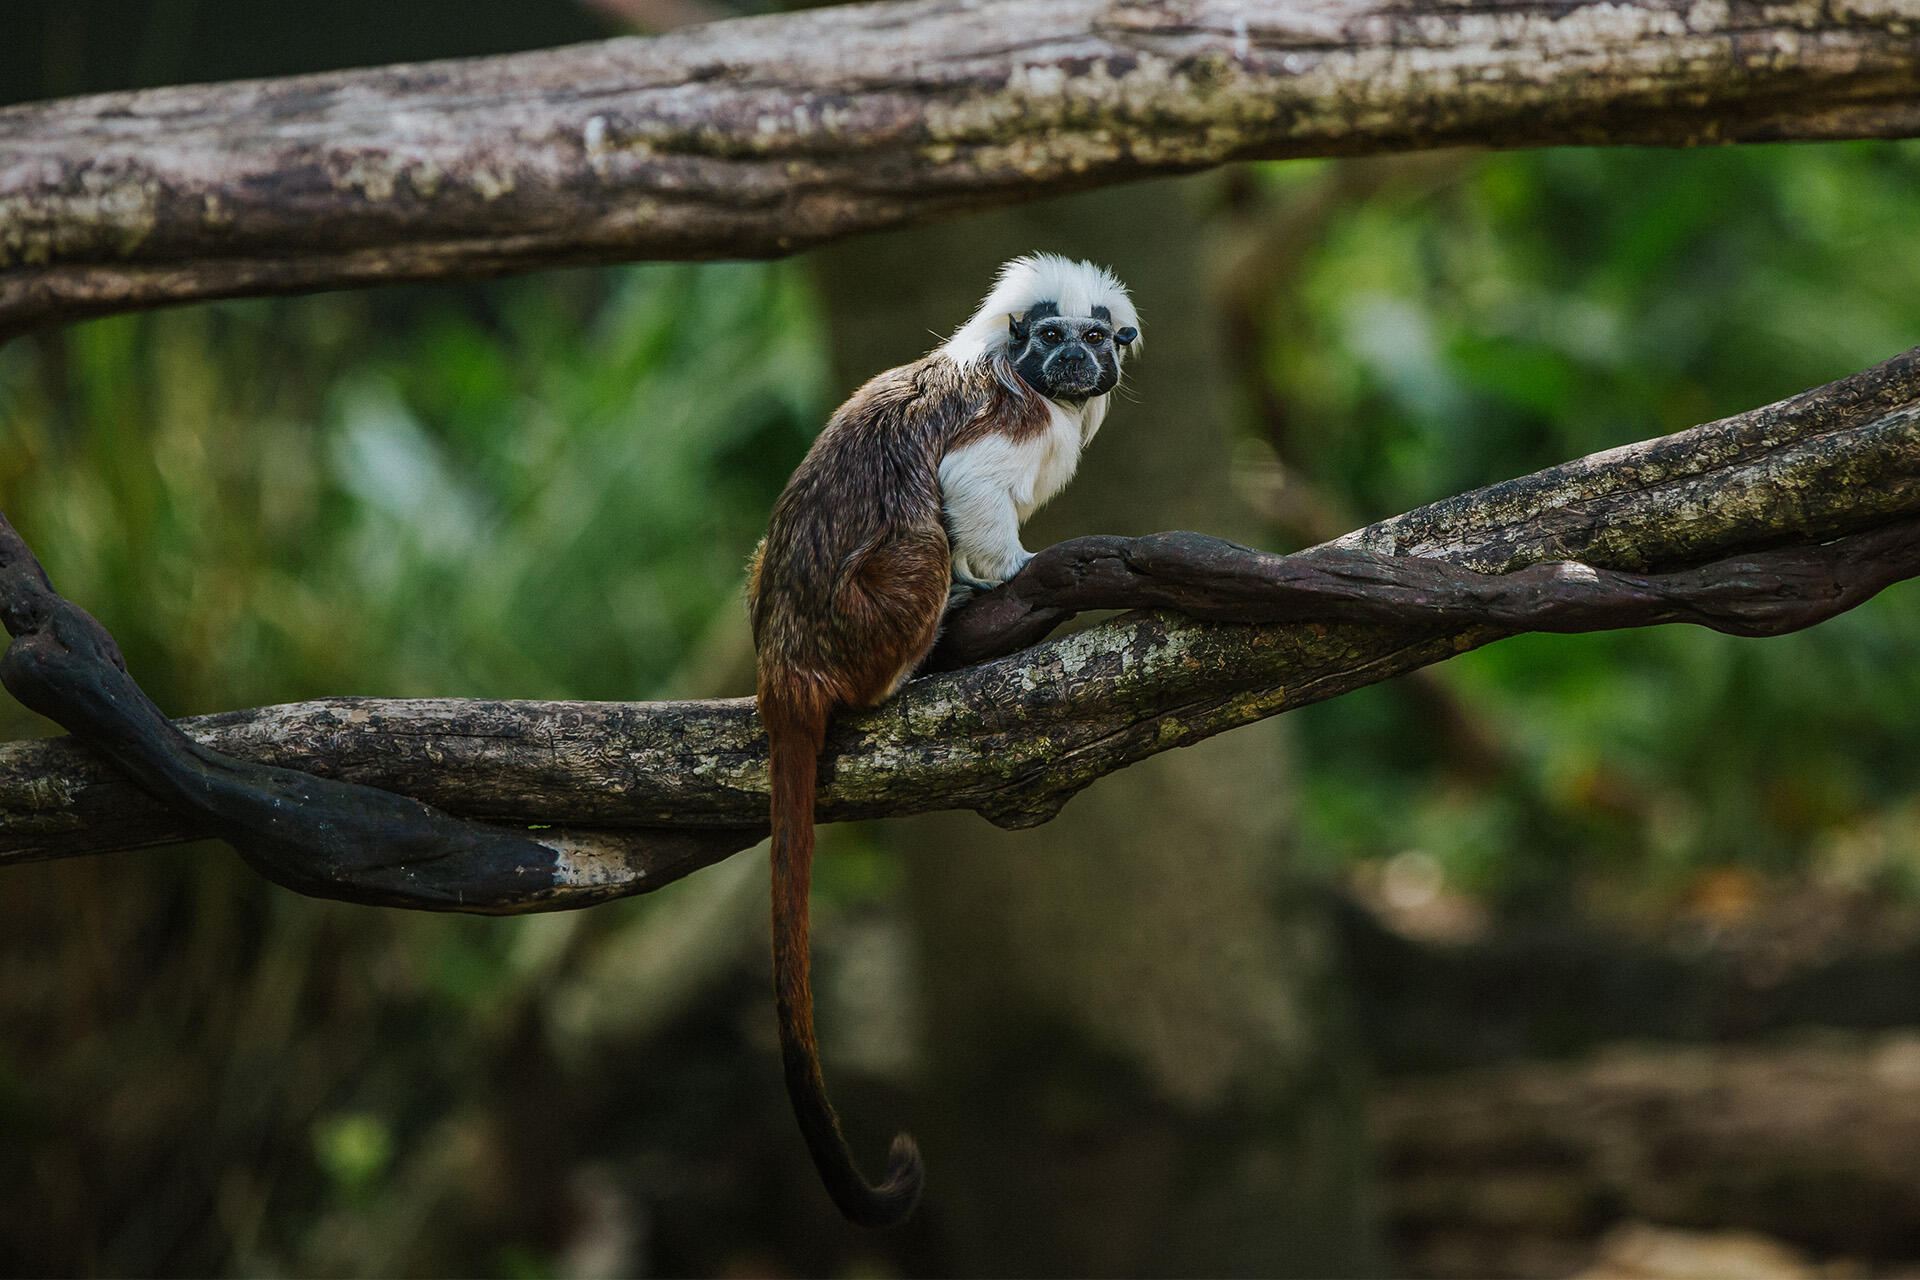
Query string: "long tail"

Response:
xmin=764 ymin=687 xmax=925 ymax=1228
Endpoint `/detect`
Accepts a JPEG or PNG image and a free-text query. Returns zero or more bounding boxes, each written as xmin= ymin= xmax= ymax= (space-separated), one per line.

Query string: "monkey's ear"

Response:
xmin=1115 ymin=326 xmax=1138 ymax=346
xmin=1009 ymin=316 xmax=1031 ymax=344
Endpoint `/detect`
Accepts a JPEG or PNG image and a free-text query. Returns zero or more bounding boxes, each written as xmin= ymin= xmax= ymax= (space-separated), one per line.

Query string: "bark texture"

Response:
xmin=4 ymin=0 xmax=1920 ymax=334
xmin=3 ymin=343 xmax=1919 ymax=908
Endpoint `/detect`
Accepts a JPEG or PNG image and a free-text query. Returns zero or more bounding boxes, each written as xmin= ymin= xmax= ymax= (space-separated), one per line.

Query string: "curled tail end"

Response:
xmin=764 ymin=681 xmax=925 ymax=1229
xmin=782 ymin=1056 xmax=926 ymax=1228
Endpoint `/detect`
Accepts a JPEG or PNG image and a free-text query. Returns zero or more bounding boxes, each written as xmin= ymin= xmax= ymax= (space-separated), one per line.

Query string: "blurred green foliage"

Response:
xmin=1277 ymin=145 xmax=1920 ymax=519
xmin=313 ymin=1111 xmax=396 ymax=1201
xmin=1 ymin=263 xmax=825 ymax=712
xmin=1247 ymin=143 xmax=1920 ymax=907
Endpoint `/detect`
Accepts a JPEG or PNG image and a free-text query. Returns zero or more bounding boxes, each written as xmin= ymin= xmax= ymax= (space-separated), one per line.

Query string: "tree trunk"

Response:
xmin=815 ymin=184 xmax=1383 ymax=1274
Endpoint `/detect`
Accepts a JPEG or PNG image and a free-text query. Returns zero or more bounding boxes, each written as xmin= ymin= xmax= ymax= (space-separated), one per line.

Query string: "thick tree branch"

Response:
xmin=4 ymin=345 xmax=1919 ymax=909
xmin=4 ymin=0 xmax=1920 ymax=335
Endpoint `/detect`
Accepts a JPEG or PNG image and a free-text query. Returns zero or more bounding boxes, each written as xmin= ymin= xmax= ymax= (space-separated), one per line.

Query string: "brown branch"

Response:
xmin=3 ymin=345 xmax=1919 ymax=910
xmin=925 ymin=520 xmax=1920 ymax=670
xmin=5 ymin=0 xmax=1920 ymax=335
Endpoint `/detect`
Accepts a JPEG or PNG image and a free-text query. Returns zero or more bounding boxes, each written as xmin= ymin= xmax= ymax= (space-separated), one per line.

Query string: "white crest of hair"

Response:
xmin=936 ymin=254 xmax=1139 ymax=587
xmin=940 ymin=252 xmax=1141 ymax=368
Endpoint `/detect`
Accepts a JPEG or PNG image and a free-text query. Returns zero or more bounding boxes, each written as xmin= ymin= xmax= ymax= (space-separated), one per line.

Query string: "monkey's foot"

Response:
xmin=949 ymin=571 xmax=999 ymax=598
xmin=946 ymin=579 xmax=988 ymax=610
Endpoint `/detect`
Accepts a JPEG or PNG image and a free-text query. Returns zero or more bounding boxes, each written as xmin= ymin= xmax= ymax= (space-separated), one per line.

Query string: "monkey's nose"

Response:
xmin=1049 ymin=349 xmax=1098 ymax=389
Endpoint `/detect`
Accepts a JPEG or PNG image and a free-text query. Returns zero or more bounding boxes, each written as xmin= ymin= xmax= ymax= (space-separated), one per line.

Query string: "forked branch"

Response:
xmin=3 ymin=345 xmax=1918 ymax=910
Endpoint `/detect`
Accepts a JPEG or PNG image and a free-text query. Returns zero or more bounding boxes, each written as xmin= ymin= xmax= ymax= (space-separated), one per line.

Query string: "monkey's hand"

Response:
xmin=950 ymin=546 xmax=1032 ymax=592
xmin=950 ymin=567 xmax=1000 ymax=594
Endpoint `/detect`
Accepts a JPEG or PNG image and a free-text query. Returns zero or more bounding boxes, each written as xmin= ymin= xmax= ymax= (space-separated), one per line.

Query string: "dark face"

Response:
xmin=1008 ymin=302 xmax=1137 ymax=404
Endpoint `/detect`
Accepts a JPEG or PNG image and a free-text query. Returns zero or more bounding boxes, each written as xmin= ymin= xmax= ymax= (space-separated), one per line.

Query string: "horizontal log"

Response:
xmin=1378 ymin=1033 xmax=1920 ymax=1271
xmin=4 ymin=0 xmax=1920 ymax=333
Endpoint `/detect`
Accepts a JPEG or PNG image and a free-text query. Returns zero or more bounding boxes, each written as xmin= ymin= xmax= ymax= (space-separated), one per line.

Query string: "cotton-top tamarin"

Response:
xmin=747 ymin=254 xmax=1139 ymax=1226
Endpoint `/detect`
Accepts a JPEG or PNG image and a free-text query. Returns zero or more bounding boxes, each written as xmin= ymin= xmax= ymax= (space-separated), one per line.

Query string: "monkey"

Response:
xmin=746 ymin=254 xmax=1140 ymax=1227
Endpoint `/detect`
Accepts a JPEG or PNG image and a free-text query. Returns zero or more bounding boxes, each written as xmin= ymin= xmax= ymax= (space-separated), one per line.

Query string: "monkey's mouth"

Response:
xmin=1045 ymin=367 xmax=1107 ymax=399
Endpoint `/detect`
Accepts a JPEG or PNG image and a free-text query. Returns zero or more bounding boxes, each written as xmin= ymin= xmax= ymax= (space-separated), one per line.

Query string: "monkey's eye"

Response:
xmin=1038 ymin=326 xmax=1066 ymax=344
xmin=1085 ymin=327 xmax=1109 ymax=344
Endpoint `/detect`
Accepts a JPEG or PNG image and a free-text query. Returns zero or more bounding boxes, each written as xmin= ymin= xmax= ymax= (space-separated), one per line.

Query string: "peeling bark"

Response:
xmin=4 ymin=0 xmax=1920 ymax=334
xmin=3 ymin=345 xmax=1918 ymax=909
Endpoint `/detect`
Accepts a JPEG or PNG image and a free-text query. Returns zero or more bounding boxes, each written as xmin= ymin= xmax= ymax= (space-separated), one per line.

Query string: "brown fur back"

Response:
xmin=752 ymin=352 xmax=1022 ymax=701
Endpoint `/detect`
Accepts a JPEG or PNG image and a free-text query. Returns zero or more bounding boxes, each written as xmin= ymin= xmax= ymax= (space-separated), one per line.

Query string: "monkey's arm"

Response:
xmin=938 ymin=440 xmax=1034 ymax=587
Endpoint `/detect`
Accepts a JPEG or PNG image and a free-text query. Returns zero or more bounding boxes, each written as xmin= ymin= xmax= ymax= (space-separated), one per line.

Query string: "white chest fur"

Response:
xmin=1021 ymin=399 xmax=1093 ymax=517
xmin=938 ymin=395 xmax=1106 ymax=585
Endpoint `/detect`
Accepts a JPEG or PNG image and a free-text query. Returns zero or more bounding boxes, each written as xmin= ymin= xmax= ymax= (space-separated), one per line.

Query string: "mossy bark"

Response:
xmin=5 ymin=0 xmax=1920 ymax=334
